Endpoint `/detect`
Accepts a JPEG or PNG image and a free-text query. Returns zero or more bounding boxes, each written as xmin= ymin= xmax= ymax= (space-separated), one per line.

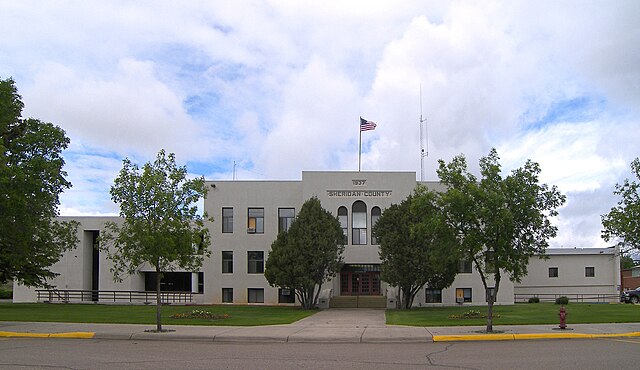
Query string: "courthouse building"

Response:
xmin=13 ymin=171 xmax=621 ymax=307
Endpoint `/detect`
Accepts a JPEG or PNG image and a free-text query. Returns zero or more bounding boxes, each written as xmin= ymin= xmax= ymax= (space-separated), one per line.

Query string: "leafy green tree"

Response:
xmin=437 ymin=148 xmax=565 ymax=332
xmin=621 ymin=255 xmax=636 ymax=270
xmin=0 ymin=77 xmax=78 ymax=287
xmin=101 ymin=150 xmax=211 ymax=332
xmin=265 ymin=197 xmax=344 ymax=309
xmin=602 ymin=158 xmax=640 ymax=254
xmin=373 ymin=188 xmax=458 ymax=309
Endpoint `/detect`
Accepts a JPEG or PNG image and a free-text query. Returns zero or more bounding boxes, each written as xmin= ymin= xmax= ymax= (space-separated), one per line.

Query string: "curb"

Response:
xmin=0 ymin=331 xmax=95 ymax=339
xmin=433 ymin=331 xmax=640 ymax=342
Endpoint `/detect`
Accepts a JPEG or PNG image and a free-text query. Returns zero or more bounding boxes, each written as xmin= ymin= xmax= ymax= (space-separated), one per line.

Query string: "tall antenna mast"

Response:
xmin=232 ymin=161 xmax=237 ymax=181
xmin=419 ymin=85 xmax=428 ymax=181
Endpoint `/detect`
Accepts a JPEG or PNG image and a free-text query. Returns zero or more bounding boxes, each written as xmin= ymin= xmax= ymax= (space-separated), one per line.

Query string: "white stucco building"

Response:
xmin=13 ymin=171 xmax=620 ymax=306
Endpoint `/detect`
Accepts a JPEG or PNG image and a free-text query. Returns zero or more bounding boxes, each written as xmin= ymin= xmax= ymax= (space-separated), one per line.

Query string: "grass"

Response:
xmin=0 ymin=303 xmax=316 ymax=326
xmin=386 ymin=303 xmax=640 ymax=326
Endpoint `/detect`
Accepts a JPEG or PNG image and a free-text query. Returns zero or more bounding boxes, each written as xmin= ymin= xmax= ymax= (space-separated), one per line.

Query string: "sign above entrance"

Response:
xmin=326 ymin=190 xmax=392 ymax=197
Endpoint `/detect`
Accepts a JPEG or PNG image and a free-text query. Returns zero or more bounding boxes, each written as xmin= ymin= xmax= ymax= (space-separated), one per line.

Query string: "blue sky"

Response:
xmin=1 ymin=0 xmax=639 ymax=249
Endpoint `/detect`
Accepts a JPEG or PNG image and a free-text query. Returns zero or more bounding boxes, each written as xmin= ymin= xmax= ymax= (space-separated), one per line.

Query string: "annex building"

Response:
xmin=13 ymin=171 xmax=621 ymax=307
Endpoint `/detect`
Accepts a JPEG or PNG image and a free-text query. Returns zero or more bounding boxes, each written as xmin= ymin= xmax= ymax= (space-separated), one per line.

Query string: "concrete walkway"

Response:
xmin=2 ymin=309 xmax=640 ymax=343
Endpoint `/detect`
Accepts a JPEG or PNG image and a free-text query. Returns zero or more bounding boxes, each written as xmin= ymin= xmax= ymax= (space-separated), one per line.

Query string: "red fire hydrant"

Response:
xmin=558 ymin=305 xmax=567 ymax=329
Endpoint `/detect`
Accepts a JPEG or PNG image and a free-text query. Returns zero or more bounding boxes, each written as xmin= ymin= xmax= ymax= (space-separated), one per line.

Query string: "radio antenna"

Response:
xmin=419 ymin=85 xmax=428 ymax=181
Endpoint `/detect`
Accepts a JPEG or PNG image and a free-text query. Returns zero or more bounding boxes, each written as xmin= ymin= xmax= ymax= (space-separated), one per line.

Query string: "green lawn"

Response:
xmin=386 ymin=303 xmax=640 ymax=326
xmin=0 ymin=303 xmax=316 ymax=326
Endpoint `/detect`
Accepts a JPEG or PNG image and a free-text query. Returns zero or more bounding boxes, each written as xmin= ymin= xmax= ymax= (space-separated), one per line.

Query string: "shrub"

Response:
xmin=555 ymin=296 xmax=569 ymax=305
xmin=528 ymin=297 xmax=540 ymax=303
xmin=0 ymin=289 xmax=12 ymax=299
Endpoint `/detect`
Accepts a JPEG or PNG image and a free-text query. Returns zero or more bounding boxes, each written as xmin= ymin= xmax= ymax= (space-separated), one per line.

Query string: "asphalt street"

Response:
xmin=1 ymin=337 xmax=639 ymax=369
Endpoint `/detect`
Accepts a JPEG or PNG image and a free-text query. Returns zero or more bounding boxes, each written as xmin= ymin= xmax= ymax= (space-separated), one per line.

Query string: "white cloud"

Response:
xmin=2 ymin=0 xmax=640 ymax=247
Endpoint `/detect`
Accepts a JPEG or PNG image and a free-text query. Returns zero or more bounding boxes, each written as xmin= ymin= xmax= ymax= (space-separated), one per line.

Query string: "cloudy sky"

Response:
xmin=1 ymin=1 xmax=639 ymax=249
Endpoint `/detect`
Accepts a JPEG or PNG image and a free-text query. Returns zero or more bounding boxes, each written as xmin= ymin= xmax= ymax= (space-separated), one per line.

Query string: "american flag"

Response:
xmin=360 ymin=117 xmax=377 ymax=131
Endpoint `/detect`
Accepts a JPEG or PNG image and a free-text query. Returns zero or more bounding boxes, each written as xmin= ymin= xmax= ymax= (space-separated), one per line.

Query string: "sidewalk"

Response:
xmin=2 ymin=309 xmax=640 ymax=343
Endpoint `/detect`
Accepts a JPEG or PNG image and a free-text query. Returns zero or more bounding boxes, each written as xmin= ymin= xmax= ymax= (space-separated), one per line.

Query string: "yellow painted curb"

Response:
xmin=0 ymin=331 xmax=94 ymax=339
xmin=433 ymin=334 xmax=515 ymax=342
xmin=433 ymin=332 xmax=640 ymax=342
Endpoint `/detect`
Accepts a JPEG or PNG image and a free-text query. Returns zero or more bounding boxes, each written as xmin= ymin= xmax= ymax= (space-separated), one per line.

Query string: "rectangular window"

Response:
xmin=585 ymin=266 xmax=595 ymax=277
xmin=425 ymin=288 xmax=442 ymax=303
xmin=197 ymin=272 xmax=204 ymax=294
xmin=248 ymin=208 xmax=264 ymax=234
xmin=248 ymin=288 xmax=264 ymax=303
xmin=458 ymin=259 xmax=472 ymax=273
xmin=549 ymin=267 xmax=559 ymax=278
xmin=248 ymin=251 xmax=264 ymax=274
xmin=485 ymin=251 xmax=496 ymax=273
xmin=278 ymin=288 xmax=295 ymax=303
xmin=222 ymin=288 xmax=233 ymax=303
xmin=278 ymin=208 xmax=295 ymax=233
xmin=456 ymin=288 xmax=472 ymax=303
xmin=222 ymin=251 xmax=233 ymax=273
xmin=222 ymin=207 xmax=233 ymax=233
xmin=352 ymin=228 xmax=367 ymax=245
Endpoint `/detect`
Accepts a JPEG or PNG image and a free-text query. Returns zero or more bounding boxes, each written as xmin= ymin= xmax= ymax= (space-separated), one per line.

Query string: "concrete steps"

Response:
xmin=329 ymin=295 xmax=386 ymax=308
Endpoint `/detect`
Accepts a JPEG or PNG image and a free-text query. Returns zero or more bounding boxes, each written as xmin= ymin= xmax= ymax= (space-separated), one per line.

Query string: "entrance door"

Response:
xmin=340 ymin=271 xmax=381 ymax=296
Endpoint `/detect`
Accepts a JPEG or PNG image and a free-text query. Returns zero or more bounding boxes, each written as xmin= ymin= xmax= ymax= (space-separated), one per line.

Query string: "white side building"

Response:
xmin=514 ymin=247 xmax=620 ymax=303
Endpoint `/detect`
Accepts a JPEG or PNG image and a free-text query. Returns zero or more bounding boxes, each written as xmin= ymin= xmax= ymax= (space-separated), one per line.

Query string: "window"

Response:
xmin=222 ymin=288 xmax=233 ymax=303
xmin=247 ymin=208 xmax=264 ymax=234
xmin=425 ymin=288 xmax=442 ymax=303
xmin=458 ymin=259 xmax=472 ymax=273
xmin=549 ymin=267 xmax=559 ymax=278
xmin=278 ymin=288 xmax=295 ymax=303
xmin=222 ymin=207 xmax=233 ymax=233
xmin=456 ymin=288 xmax=472 ymax=303
xmin=485 ymin=251 xmax=496 ymax=273
xmin=371 ymin=206 xmax=381 ymax=244
xmin=278 ymin=208 xmax=295 ymax=233
xmin=585 ymin=266 xmax=595 ymax=277
xmin=222 ymin=251 xmax=233 ymax=273
xmin=248 ymin=251 xmax=264 ymax=274
xmin=197 ymin=272 xmax=204 ymax=294
xmin=248 ymin=288 xmax=264 ymax=303
xmin=352 ymin=201 xmax=367 ymax=245
xmin=338 ymin=206 xmax=348 ymax=244
xmin=145 ymin=272 xmax=192 ymax=292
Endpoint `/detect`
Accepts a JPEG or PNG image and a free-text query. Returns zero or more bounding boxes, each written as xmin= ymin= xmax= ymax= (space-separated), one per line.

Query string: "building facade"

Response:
xmin=13 ymin=171 xmax=620 ymax=306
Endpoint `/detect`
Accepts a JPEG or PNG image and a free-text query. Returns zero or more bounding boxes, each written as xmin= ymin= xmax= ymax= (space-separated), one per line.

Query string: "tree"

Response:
xmin=621 ymin=255 xmax=636 ymax=270
xmin=437 ymin=148 xmax=565 ymax=332
xmin=373 ymin=188 xmax=459 ymax=309
xmin=602 ymin=158 xmax=640 ymax=254
xmin=265 ymin=197 xmax=344 ymax=309
xmin=0 ymin=77 xmax=78 ymax=287
xmin=101 ymin=150 xmax=211 ymax=332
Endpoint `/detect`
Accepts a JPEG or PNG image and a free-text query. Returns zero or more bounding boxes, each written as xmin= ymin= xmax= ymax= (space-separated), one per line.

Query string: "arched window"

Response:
xmin=371 ymin=206 xmax=381 ymax=245
xmin=337 ymin=206 xmax=348 ymax=244
xmin=352 ymin=201 xmax=367 ymax=245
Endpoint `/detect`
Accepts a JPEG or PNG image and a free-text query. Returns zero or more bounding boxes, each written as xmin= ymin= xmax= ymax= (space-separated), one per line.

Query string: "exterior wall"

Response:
xmin=621 ymin=267 xmax=640 ymax=291
xmin=13 ymin=216 xmax=145 ymax=302
xmin=204 ymin=180 xmax=302 ymax=305
xmin=514 ymin=248 xmax=620 ymax=302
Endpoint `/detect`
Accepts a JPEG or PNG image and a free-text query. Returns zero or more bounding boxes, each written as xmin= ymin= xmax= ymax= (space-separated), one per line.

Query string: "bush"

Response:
xmin=555 ymin=296 xmax=569 ymax=305
xmin=528 ymin=297 xmax=540 ymax=303
xmin=0 ymin=289 xmax=12 ymax=299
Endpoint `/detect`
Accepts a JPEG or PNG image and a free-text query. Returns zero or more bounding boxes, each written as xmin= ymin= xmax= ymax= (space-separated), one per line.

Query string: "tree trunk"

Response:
xmin=155 ymin=268 xmax=162 ymax=332
xmin=486 ymin=298 xmax=494 ymax=332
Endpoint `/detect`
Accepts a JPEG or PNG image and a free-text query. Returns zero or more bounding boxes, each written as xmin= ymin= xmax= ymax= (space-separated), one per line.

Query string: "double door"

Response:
xmin=340 ymin=271 xmax=381 ymax=296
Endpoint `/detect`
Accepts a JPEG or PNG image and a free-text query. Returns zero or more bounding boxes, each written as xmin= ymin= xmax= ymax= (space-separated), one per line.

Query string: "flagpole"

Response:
xmin=358 ymin=117 xmax=362 ymax=172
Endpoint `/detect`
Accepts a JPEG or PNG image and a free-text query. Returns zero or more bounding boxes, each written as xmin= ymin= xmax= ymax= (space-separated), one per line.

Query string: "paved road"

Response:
xmin=1 ymin=337 xmax=639 ymax=369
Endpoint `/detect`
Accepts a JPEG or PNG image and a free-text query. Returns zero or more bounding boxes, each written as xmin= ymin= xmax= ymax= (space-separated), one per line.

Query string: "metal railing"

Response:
xmin=514 ymin=293 xmax=620 ymax=303
xmin=35 ymin=289 xmax=194 ymax=304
